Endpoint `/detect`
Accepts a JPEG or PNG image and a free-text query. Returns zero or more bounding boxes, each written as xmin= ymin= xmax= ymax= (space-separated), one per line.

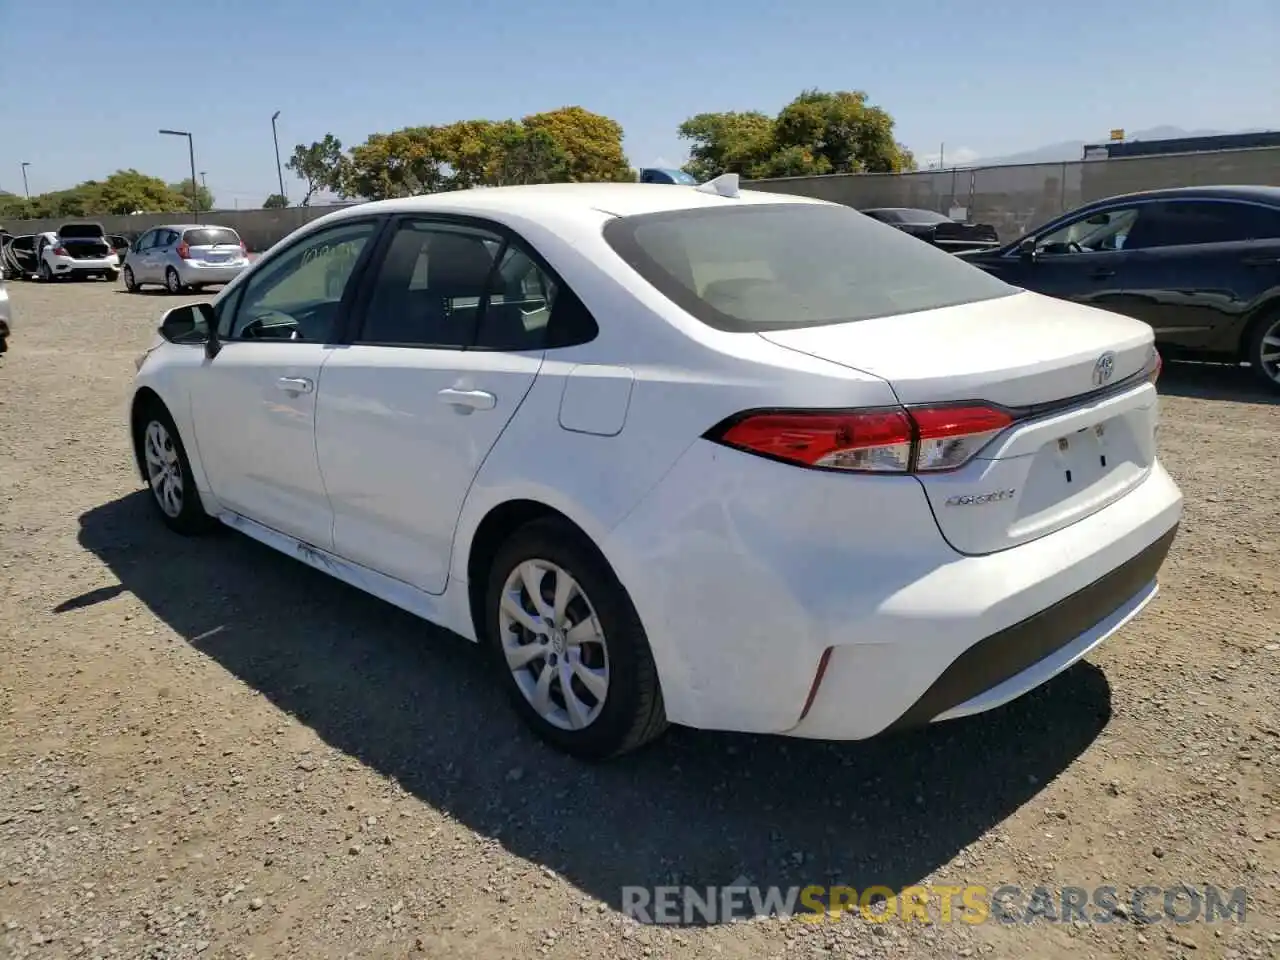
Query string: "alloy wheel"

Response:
xmin=166 ymin=269 xmax=181 ymax=294
xmin=497 ymin=559 xmax=610 ymax=731
xmin=1257 ymin=316 xmax=1280 ymax=385
xmin=144 ymin=420 xmax=184 ymax=518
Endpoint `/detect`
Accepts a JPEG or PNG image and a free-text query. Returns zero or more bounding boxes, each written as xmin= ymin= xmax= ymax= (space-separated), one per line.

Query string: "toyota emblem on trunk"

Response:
xmin=1092 ymin=351 xmax=1116 ymax=386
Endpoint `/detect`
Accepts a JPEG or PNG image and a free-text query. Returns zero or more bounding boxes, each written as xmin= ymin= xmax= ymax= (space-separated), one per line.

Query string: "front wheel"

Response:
xmin=484 ymin=518 xmax=667 ymax=760
xmin=135 ymin=403 xmax=216 ymax=535
xmin=165 ymin=267 xmax=184 ymax=294
xmin=1248 ymin=311 xmax=1280 ymax=392
xmin=123 ymin=266 xmax=139 ymax=292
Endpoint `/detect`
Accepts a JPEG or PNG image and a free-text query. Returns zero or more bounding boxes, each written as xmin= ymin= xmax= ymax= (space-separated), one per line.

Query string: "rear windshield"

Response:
xmin=602 ymin=203 xmax=1015 ymax=331
xmin=58 ymin=223 xmax=105 ymax=239
xmin=897 ymin=209 xmax=953 ymax=224
xmin=183 ymin=228 xmax=240 ymax=247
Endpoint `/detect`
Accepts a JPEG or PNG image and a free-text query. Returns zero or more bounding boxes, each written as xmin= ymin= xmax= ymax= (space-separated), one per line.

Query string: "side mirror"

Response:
xmin=158 ymin=302 xmax=216 ymax=346
xmin=1018 ymin=238 xmax=1037 ymax=259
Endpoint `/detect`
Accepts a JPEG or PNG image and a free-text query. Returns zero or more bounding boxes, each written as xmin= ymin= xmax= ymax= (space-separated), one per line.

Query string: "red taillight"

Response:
xmin=176 ymin=242 xmax=191 ymax=259
xmin=709 ymin=403 xmax=1014 ymax=474
xmin=53 ymin=246 xmax=69 ymax=257
xmin=240 ymin=241 xmax=248 ymax=257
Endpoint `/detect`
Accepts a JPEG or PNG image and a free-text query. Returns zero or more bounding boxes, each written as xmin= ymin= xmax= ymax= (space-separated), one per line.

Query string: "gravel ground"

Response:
xmin=0 ymin=279 xmax=1277 ymax=960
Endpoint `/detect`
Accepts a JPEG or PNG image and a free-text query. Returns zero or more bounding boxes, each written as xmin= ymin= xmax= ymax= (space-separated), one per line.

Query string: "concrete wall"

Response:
xmin=7 ymin=146 xmax=1279 ymax=249
xmin=0 ymin=204 xmax=359 ymax=253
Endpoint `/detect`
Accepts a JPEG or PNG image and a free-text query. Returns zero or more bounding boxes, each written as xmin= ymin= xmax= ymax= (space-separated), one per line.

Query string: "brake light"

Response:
xmin=239 ymin=241 xmax=248 ymax=258
xmin=708 ymin=403 xmax=1014 ymax=474
xmin=176 ymin=242 xmax=191 ymax=259
xmin=53 ymin=246 xmax=68 ymax=257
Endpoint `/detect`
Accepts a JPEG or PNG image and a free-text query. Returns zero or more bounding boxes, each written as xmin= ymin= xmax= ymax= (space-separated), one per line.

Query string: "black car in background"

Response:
xmin=960 ymin=186 xmax=1280 ymax=391
xmin=862 ymin=207 xmax=1001 ymax=253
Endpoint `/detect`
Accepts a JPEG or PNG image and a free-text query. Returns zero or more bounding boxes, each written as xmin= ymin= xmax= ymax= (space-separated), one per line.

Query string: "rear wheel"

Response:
xmin=105 ymin=269 xmax=119 ymax=282
xmin=38 ymin=261 xmax=52 ymax=282
xmin=135 ymin=402 xmax=216 ymax=535
xmin=123 ymin=266 xmax=139 ymax=292
xmin=165 ymin=267 xmax=184 ymax=294
xmin=484 ymin=518 xmax=667 ymax=760
xmin=1248 ymin=311 xmax=1280 ymax=392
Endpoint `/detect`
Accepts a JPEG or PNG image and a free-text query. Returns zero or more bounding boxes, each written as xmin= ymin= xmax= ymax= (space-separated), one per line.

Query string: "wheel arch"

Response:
xmin=464 ymin=499 xmax=600 ymax=646
xmin=129 ymin=387 xmax=167 ymax=482
xmin=1238 ymin=294 xmax=1280 ymax=361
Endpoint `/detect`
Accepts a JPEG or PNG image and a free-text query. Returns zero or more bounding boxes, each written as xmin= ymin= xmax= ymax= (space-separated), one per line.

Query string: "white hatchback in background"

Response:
xmin=123 ymin=224 xmax=250 ymax=294
xmin=129 ymin=178 xmax=1182 ymax=760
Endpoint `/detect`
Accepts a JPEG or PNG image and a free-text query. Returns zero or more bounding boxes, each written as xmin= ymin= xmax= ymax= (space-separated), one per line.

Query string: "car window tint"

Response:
xmin=229 ymin=221 xmax=376 ymax=342
xmin=358 ymin=220 xmax=501 ymax=347
xmin=1131 ymin=201 xmax=1261 ymax=247
xmin=184 ymin=228 xmax=240 ymax=247
xmin=1230 ymin=203 xmax=1280 ymax=240
xmin=1037 ymin=207 xmax=1141 ymax=254
xmin=474 ymin=245 xmax=558 ymax=351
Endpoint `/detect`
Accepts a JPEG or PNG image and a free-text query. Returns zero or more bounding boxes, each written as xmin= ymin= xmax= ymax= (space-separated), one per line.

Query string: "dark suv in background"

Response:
xmin=961 ymin=186 xmax=1280 ymax=391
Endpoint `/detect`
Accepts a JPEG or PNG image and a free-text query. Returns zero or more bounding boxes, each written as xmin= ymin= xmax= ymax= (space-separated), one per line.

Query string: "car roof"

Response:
xmin=336 ymin=182 xmax=829 ymax=223
xmin=150 ymin=223 xmax=240 ymax=232
xmin=1089 ymin=184 xmax=1280 ymax=205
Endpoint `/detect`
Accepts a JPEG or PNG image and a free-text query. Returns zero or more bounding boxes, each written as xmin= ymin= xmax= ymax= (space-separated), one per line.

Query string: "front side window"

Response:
xmin=1035 ymin=206 xmax=1141 ymax=255
xmin=603 ymin=202 xmax=1015 ymax=332
xmin=229 ymin=220 xmax=377 ymax=342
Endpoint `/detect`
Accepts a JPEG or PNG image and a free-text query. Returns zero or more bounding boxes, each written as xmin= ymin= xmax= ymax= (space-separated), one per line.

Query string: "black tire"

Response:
xmin=134 ymin=400 xmax=216 ymax=535
xmin=105 ymin=269 xmax=119 ymax=282
xmin=165 ymin=267 xmax=185 ymax=294
xmin=484 ymin=517 xmax=667 ymax=760
xmin=1246 ymin=310 xmax=1280 ymax=393
xmin=123 ymin=266 xmax=139 ymax=292
xmin=0 ymin=336 xmax=8 ymax=355
xmin=38 ymin=261 xmax=52 ymax=282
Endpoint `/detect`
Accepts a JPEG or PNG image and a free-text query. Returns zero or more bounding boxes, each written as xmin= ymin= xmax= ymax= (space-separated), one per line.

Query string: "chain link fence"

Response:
xmin=749 ymin=147 xmax=1280 ymax=240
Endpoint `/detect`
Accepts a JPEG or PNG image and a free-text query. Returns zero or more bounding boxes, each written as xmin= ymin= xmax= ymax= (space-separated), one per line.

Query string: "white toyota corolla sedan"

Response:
xmin=130 ymin=177 xmax=1182 ymax=759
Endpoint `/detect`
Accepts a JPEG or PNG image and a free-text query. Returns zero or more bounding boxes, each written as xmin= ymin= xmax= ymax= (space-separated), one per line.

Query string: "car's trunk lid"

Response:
xmin=759 ymin=291 xmax=1159 ymax=554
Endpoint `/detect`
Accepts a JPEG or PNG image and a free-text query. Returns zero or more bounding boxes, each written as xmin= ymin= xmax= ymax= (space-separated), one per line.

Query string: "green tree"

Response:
xmin=343 ymin=127 xmax=448 ymax=200
xmin=91 ymin=170 xmax=188 ymax=215
xmin=262 ymin=193 xmax=289 ymax=209
xmin=286 ymin=133 xmax=346 ymax=206
xmin=490 ymin=126 xmax=569 ymax=185
xmin=678 ymin=111 xmax=776 ymax=181
xmin=522 ymin=106 xmax=632 ymax=182
xmin=677 ymin=90 xmax=915 ymax=180
xmin=170 ymin=178 xmax=215 ymax=213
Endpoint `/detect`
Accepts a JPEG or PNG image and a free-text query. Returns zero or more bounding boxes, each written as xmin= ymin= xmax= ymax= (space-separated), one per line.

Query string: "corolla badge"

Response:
xmin=945 ymin=489 xmax=1016 ymax=507
xmin=1092 ymin=351 xmax=1117 ymax=386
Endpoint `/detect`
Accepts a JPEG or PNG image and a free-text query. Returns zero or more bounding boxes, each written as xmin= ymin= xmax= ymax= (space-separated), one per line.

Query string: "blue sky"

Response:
xmin=0 ymin=0 xmax=1276 ymax=207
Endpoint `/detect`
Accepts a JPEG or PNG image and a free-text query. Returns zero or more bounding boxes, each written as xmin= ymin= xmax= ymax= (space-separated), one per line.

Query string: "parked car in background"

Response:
xmin=961 ymin=186 xmax=1280 ymax=390
xmin=861 ymin=208 xmax=1001 ymax=253
xmin=0 ymin=279 xmax=11 ymax=353
xmin=37 ymin=222 xmax=120 ymax=282
xmin=1 ymin=232 xmax=39 ymax=280
xmin=123 ymin=224 xmax=250 ymax=294
xmin=130 ymin=179 xmax=1180 ymax=759
xmin=107 ymin=234 xmax=131 ymax=262
xmin=638 ymin=168 xmax=699 ymax=185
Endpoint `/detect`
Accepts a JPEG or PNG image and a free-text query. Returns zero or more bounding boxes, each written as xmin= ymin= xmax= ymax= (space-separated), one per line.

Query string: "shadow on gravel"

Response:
xmin=74 ymin=490 xmax=1112 ymax=925
xmin=1157 ymin=360 xmax=1279 ymax=406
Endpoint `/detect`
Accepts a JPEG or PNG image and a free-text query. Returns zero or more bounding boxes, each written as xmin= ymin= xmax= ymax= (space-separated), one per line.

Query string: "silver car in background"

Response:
xmin=122 ymin=224 xmax=250 ymax=294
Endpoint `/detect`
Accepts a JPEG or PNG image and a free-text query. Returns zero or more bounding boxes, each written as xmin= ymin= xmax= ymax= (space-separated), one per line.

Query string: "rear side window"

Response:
xmin=603 ymin=203 xmax=1015 ymax=332
xmin=1128 ymin=200 xmax=1280 ymax=248
xmin=184 ymin=227 xmax=241 ymax=247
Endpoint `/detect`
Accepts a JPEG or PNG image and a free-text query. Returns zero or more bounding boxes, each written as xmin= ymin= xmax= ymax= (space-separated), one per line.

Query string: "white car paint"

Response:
xmin=36 ymin=230 xmax=119 ymax=278
xmin=132 ymin=181 xmax=1182 ymax=746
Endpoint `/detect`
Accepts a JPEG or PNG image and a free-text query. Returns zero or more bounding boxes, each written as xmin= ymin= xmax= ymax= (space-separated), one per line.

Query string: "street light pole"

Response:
xmin=20 ymin=162 xmax=31 ymax=200
xmin=159 ymin=129 xmax=199 ymax=221
xmin=271 ymin=111 xmax=287 ymax=205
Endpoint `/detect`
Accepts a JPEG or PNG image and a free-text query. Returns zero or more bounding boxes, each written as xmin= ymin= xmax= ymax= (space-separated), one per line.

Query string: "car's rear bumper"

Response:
xmin=49 ymin=257 xmax=118 ymax=274
xmin=607 ymin=440 xmax=1183 ymax=738
xmin=176 ymin=261 xmax=248 ymax=285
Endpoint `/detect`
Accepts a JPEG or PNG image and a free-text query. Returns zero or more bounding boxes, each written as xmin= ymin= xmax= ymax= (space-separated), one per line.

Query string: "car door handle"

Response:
xmin=437 ymin=387 xmax=496 ymax=411
xmin=276 ymin=377 xmax=314 ymax=395
xmin=1242 ymin=255 xmax=1280 ymax=266
xmin=1090 ymin=269 xmax=1116 ymax=280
